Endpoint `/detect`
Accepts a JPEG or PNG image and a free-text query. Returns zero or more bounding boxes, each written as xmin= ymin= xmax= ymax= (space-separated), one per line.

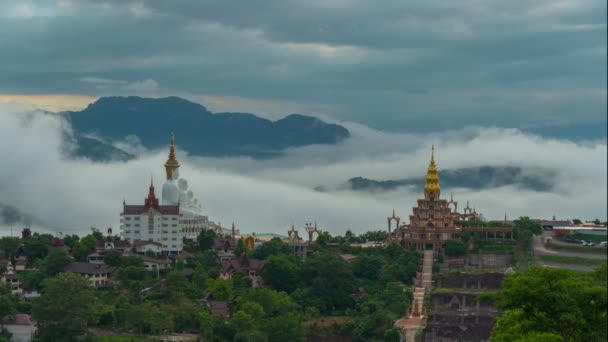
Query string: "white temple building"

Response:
xmin=160 ymin=134 xmax=224 ymax=239
xmin=120 ymin=180 xmax=183 ymax=254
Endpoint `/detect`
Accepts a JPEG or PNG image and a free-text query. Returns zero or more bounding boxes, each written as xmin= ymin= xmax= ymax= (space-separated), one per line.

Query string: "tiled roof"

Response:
xmin=63 ymin=262 xmax=116 ymax=275
xmin=133 ymin=240 xmax=163 ymax=247
xmin=208 ymin=301 xmax=229 ymax=317
xmin=213 ymin=238 xmax=236 ymax=251
xmin=123 ymin=205 xmax=180 ymax=215
xmin=221 ymin=253 xmax=264 ymax=273
xmin=1 ymin=314 xmax=34 ymax=326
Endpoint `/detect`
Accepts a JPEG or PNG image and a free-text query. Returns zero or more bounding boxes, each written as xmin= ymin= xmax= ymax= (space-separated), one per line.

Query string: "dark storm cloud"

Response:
xmin=0 ymin=0 xmax=605 ymax=132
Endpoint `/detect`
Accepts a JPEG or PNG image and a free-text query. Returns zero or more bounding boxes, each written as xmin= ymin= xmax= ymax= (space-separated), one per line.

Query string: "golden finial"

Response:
xmin=164 ymin=133 xmax=180 ymax=180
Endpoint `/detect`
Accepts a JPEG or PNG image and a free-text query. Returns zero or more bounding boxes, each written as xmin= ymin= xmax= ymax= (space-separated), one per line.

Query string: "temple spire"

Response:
xmin=424 ymin=145 xmax=441 ymax=199
xmin=164 ymin=132 xmax=181 ymax=180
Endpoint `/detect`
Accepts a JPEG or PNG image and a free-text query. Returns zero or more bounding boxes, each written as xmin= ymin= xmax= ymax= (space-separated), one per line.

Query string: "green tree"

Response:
xmin=32 ymin=272 xmax=96 ymax=341
xmin=298 ymin=251 xmax=355 ymax=313
xmin=102 ymin=250 xmax=122 ymax=267
xmin=233 ymin=239 xmax=248 ymax=257
xmin=0 ymin=237 xmax=20 ymax=260
xmin=197 ymin=229 xmax=217 ymax=251
xmin=72 ymin=235 xmax=97 ymax=262
xmin=512 ymin=216 xmax=542 ymax=249
xmin=198 ymin=309 xmax=214 ymax=341
xmin=445 ymin=240 xmax=467 ymax=256
xmin=0 ymin=283 xmax=17 ymax=318
xmin=116 ymin=266 xmax=149 ymax=293
xmin=261 ymin=254 xmax=300 ymax=293
xmin=253 ymin=237 xmax=291 ymax=259
xmin=63 ymin=234 xmax=80 ymax=249
xmin=488 ymin=265 xmax=607 ymax=342
xmin=23 ymin=234 xmax=51 ymax=262
xmin=42 ymin=248 xmax=71 ymax=276
xmin=19 ymin=270 xmax=46 ymax=290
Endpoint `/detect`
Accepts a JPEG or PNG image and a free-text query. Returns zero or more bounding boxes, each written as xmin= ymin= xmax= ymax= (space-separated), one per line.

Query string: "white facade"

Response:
xmin=121 ymin=212 xmax=183 ymax=254
xmin=120 ymin=181 xmax=185 ymax=254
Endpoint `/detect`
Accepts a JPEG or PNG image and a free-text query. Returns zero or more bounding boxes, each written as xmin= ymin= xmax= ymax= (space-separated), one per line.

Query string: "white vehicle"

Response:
xmin=600 ymin=241 xmax=607 ymax=247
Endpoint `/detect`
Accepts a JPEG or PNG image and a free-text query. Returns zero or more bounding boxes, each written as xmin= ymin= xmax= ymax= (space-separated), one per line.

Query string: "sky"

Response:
xmin=0 ymin=0 xmax=606 ymax=236
xmin=0 ymin=0 xmax=606 ymax=133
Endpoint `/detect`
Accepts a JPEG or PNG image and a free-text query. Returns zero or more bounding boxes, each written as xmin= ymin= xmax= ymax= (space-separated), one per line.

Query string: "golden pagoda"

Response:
xmin=424 ymin=145 xmax=440 ymax=200
xmin=396 ymin=146 xmax=460 ymax=253
xmin=164 ymin=133 xmax=180 ymax=180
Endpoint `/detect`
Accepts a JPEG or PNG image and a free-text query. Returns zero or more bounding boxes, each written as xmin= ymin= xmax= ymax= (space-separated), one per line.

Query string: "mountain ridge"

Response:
xmin=66 ymin=96 xmax=350 ymax=159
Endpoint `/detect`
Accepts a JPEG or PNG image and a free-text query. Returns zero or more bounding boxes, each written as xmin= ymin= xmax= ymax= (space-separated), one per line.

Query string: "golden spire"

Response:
xmin=164 ymin=132 xmax=180 ymax=180
xmin=424 ymin=145 xmax=441 ymax=199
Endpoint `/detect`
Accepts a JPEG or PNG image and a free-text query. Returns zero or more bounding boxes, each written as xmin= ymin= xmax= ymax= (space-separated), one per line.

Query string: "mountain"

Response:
xmin=326 ymin=166 xmax=555 ymax=193
xmin=71 ymin=135 xmax=134 ymax=162
xmin=66 ymin=96 xmax=350 ymax=158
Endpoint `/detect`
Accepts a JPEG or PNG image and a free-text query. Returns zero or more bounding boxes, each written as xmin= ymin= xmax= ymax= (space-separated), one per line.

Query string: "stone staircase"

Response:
xmin=395 ymin=250 xmax=435 ymax=342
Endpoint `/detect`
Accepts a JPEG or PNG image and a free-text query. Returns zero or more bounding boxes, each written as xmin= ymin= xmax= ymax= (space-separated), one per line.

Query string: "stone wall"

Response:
xmin=435 ymin=272 xmax=504 ymax=289
xmin=422 ymin=273 xmax=504 ymax=341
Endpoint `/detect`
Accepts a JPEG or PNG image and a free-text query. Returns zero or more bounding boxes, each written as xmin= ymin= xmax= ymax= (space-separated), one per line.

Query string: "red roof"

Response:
xmin=133 ymin=240 xmax=163 ymax=247
xmin=122 ymin=182 xmax=180 ymax=215
xmin=221 ymin=253 xmax=264 ymax=273
xmin=208 ymin=301 xmax=229 ymax=317
xmin=122 ymin=205 xmax=180 ymax=215
xmin=1 ymin=314 xmax=34 ymax=326
xmin=63 ymin=262 xmax=116 ymax=275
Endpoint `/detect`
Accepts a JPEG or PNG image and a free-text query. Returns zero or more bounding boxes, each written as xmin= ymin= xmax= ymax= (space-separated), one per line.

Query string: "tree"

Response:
xmin=42 ymin=249 xmax=71 ymax=276
xmin=0 ymin=284 xmax=17 ymax=318
xmin=298 ymin=251 xmax=355 ymax=313
xmin=71 ymin=235 xmax=97 ymax=262
xmin=512 ymin=216 xmax=542 ymax=249
xmin=32 ymin=272 xmax=96 ymax=341
xmin=261 ymin=254 xmax=300 ymax=293
xmin=445 ymin=240 xmax=467 ymax=256
xmin=233 ymin=239 xmax=248 ymax=257
xmin=103 ymin=250 xmax=122 ymax=267
xmin=197 ymin=229 xmax=217 ymax=251
xmin=487 ymin=265 xmax=607 ymax=342
xmin=62 ymin=234 xmax=80 ymax=249
xmin=572 ymin=218 xmax=582 ymax=225
xmin=0 ymin=237 xmax=20 ymax=260
xmin=23 ymin=234 xmax=51 ymax=262
xmin=116 ymin=266 xmax=148 ymax=293
xmin=253 ymin=238 xmax=291 ymax=259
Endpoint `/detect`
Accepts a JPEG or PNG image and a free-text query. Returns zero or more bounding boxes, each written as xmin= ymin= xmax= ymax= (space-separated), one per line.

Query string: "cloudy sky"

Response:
xmin=0 ymin=0 xmax=606 ymax=236
xmin=1 ymin=0 xmax=606 ymax=133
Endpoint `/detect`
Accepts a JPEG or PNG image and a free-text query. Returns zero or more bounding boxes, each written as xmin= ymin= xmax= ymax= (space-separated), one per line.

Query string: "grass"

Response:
xmin=547 ymin=243 xmax=607 ymax=254
xmin=432 ymin=287 xmax=498 ymax=294
xmin=570 ymin=233 xmax=607 ymax=242
xmin=539 ymin=255 xmax=606 ymax=266
xmin=472 ymin=240 xmax=516 ymax=254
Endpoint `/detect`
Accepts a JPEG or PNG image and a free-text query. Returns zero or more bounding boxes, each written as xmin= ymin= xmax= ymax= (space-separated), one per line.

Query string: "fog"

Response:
xmin=0 ymin=105 xmax=605 ymax=237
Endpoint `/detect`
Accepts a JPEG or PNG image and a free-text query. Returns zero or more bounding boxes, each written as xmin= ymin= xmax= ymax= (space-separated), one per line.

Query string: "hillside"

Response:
xmin=66 ymin=96 xmax=350 ymax=158
xmin=326 ymin=166 xmax=555 ymax=193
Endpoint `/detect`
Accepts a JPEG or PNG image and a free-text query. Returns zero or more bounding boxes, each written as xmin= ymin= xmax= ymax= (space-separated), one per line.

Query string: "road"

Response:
xmin=533 ymin=232 xmax=606 ymax=271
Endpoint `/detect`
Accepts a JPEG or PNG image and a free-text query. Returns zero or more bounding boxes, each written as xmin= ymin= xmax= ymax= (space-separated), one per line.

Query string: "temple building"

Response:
xmin=160 ymin=133 xmax=224 ymax=239
xmin=391 ymin=147 xmax=512 ymax=254
xmin=395 ymin=146 xmax=461 ymax=253
xmin=120 ymin=180 xmax=184 ymax=254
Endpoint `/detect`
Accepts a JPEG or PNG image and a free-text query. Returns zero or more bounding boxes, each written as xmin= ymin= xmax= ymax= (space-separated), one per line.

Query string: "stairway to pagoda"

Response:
xmin=395 ymin=250 xmax=434 ymax=342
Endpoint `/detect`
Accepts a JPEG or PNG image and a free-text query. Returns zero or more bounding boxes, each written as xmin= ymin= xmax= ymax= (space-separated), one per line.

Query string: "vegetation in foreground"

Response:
xmin=484 ymin=263 xmax=607 ymax=342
